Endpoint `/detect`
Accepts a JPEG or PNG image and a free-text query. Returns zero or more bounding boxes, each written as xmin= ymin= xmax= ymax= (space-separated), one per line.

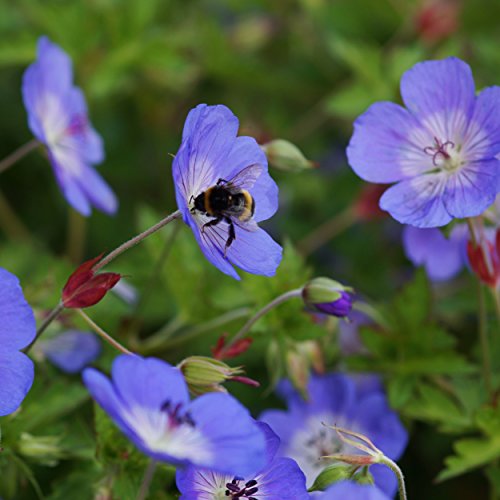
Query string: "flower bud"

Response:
xmin=261 ymin=139 xmax=316 ymax=172
xmin=18 ymin=433 xmax=67 ymax=466
xmin=467 ymin=230 xmax=500 ymax=288
xmin=302 ymin=278 xmax=354 ymax=318
xmin=286 ymin=341 xmax=324 ymax=395
xmin=309 ymin=464 xmax=361 ymax=492
xmin=178 ymin=356 xmax=258 ymax=396
xmin=211 ymin=333 xmax=253 ymax=360
xmin=62 ymin=254 xmax=121 ymax=309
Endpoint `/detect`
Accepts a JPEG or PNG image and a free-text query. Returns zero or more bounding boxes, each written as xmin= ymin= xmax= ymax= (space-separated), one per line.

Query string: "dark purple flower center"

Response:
xmin=66 ymin=114 xmax=88 ymax=137
xmin=225 ymin=477 xmax=259 ymax=498
xmin=423 ymin=136 xmax=455 ymax=166
xmin=161 ymin=400 xmax=196 ymax=428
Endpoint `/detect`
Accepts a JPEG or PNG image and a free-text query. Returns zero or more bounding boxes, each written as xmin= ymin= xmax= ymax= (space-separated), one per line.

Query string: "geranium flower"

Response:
xmin=0 ymin=268 xmax=36 ymax=416
xmin=347 ymin=57 xmax=500 ymax=227
xmin=172 ymin=104 xmax=282 ymax=279
xmin=22 ymin=36 xmax=117 ymax=216
xmin=260 ymin=373 xmax=407 ymax=498
xmin=83 ymin=355 xmax=266 ymax=476
xmin=38 ymin=330 xmax=100 ymax=374
xmin=176 ymin=422 xmax=309 ymax=499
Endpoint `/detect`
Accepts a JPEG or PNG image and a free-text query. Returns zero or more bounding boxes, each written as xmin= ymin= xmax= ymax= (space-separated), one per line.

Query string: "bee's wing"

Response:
xmin=226 ymin=164 xmax=263 ymax=190
xmin=234 ymin=217 xmax=259 ymax=232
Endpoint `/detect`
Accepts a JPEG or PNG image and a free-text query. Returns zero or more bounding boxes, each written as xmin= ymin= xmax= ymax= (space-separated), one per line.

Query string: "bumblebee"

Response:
xmin=191 ymin=164 xmax=261 ymax=255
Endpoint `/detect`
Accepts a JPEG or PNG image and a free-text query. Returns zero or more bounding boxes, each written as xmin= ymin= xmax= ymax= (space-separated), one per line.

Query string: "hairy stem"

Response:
xmin=479 ymin=284 xmax=493 ymax=396
xmin=24 ymin=302 xmax=65 ymax=353
xmin=149 ymin=307 xmax=251 ymax=354
xmin=77 ymin=309 xmax=132 ymax=355
xmin=222 ymin=288 xmax=303 ymax=355
xmin=378 ymin=456 xmax=407 ymax=500
xmin=0 ymin=139 xmax=41 ymax=174
xmin=136 ymin=460 xmax=157 ymax=500
xmin=93 ymin=210 xmax=182 ymax=271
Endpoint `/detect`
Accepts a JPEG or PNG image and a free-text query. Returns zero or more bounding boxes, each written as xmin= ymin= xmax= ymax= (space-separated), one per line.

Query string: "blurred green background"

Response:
xmin=1 ymin=0 xmax=499 ymax=498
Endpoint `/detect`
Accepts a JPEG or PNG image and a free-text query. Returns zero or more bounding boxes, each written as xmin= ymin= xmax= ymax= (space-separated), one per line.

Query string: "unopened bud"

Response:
xmin=309 ymin=464 xmax=360 ymax=492
xmin=62 ymin=254 xmax=121 ymax=309
xmin=178 ymin=356 xmax=258 ymax=396
xmin=302 ymin=278 xmax=354 ymax=318
xmin=261 ymin=139 xmax=316 ymax=172
xmin=18 ymin=433 xmax=67 ymax=466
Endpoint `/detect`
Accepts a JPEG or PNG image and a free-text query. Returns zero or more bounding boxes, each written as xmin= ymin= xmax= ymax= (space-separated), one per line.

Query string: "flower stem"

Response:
xmin=222 ymin=288 xmax=303 ymax=356
xmin=378 ymin=455 xmax=408 ymax=500
xmin=491 ymin=286 xmax=500 ymax=333
xmin=66 ymin=208 xmax=87 ymax=264
xmin=24 ymin=302 xmax=65 ymax=353
xmin=76 ymin=309 xmax=132 ymax=355
xmin=479 ymin=284 xmax=493 ymax=397
xmin=147 ymin=307 xmax=251 ymax=354
xmin=136 ymin=460 xmax=157 ymax=500
xmin=0 ymin=139 xmax=41 ymax=174
xmin=93 ymin=210 xmax=182 ymax=271
xmin=297 ymin=208 xmax=356 ymax=256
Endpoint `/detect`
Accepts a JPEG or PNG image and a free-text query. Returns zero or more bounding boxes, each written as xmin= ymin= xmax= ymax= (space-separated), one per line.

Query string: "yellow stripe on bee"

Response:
xmin=238 ymin=191 xmax=254 ymax=221
xmin=204 ymin=187 xmax=214 ymax=215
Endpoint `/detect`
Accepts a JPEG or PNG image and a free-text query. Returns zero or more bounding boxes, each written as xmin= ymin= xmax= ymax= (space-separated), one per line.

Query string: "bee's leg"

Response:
xmin=224 ymin=217 xmax=236 ymax=258
xmin=201 ymin=216 xmax=222 ymax=234
xmin=216 ymin=178 xmax=229 ymax=185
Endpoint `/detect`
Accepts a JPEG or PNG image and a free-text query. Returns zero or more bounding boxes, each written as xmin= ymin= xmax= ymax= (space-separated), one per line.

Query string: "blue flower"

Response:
xmin=22 ymin=36 xmax=117 ymax=216
xmin=176 ymin=422 xmax=309 ymax=499
xmin=172 ymin=104 xmax=282 ymax=279
xmin=318 ymin=481 xmax=390 ymax=500
xmin=402 ymin=224 xmax=467 ymax=281
xmin=83 ymin=355 xmax=266 ymax=475
xmin=347 ymin=57 xmax=500 ymax=227
xmin=0 ymin=268 xmax=36 ymax=416
xmin=38 ymin=330 xmax=101 ymax=374
xmin=260 ymin=373 xmax=408 ymax=498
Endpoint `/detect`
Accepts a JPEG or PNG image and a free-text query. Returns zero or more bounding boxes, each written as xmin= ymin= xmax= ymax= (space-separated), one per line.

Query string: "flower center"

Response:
xmin=423 ymin=136 xmax=463 ymax=171
xmin=161 ymin=400 xmax=196 ymax=429
xmin=304 ymin=426 xmax=344 ymax=464
xmin=225 ymin=477 xmax=259 ymax=499
xmin=66 ymin=114 xmax=88 ymax=137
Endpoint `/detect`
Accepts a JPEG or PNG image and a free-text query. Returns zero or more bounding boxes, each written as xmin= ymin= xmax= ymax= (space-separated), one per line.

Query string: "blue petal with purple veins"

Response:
xmin=22 ymin=36 xmax=117 ymax=216
xmin=83 ymin=355 xmax=267 ymax=475
xmin=172 ymin=104 xmax=282 ymax=279
xmin=176 ymin=422 xmax=309 ymax=499
xmin=347 ymin=57 xmax=500 ymax=227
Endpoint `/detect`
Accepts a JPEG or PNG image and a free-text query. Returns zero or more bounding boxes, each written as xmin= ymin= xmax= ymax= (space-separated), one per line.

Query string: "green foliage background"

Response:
xmin=1 ymin=0 xmax=500 ymax=498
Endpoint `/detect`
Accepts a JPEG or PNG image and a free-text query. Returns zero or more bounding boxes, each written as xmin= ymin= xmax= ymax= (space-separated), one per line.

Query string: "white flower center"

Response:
xmin=285 ymin=413 xmax=349 ymax=487
xmin=122 ymin=404 xmax=213 ymax=463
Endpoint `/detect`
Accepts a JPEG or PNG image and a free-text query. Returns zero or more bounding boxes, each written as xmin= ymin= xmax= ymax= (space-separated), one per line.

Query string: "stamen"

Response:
xmin=224 ymin=477 xmax=259 ymax=498
xmin=423 ymin=136 xmax=455 ymax=166
xmin=160 ymin=399 xmax=196 ymax=428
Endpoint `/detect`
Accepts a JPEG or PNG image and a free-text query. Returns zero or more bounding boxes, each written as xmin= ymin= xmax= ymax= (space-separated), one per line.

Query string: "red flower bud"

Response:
xmin=353 ymin=184 xmax=388 ymax=221
xmin=415 ymin=0 xmax=460 ymax=43
xmin=211 ymin=334 xmax=253 ymax=360
xmin=467 ymin=231 xmax=500 ymax=288
xmin=62 ymin=255 xmax=121 ymax=308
